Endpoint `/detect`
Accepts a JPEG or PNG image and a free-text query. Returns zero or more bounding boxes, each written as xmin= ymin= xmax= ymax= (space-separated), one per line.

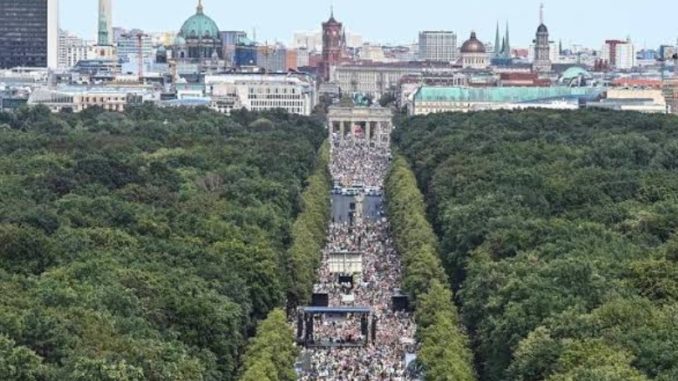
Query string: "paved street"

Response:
xmin=331 ymin=194 xmax=383 ymax=224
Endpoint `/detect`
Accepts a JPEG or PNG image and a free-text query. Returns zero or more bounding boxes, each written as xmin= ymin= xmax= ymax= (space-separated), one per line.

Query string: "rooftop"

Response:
xmin=415 ymin=86 xmax=605 ymax=103
xmin=301 ymin=307 xmax=372 ymax=314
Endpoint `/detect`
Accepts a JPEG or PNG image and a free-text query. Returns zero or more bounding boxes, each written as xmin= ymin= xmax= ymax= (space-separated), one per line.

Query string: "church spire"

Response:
xmin=504 ymin=21 xmax=511 ymax=58
xmin=494 ymin=22 xmax=501 ymax=58
xmin=540 ymin=3 xmax=544 ymax=25
xmin=328 ymin=4 xmax=337 ymax=22
xmin=197 ymin=0 xmax=203 ymax=14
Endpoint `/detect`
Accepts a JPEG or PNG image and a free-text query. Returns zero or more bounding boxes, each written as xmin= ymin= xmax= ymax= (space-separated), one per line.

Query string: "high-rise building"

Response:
xmin=602 ymin=38 xmax=636 ymax=70
xmin=0 ymin=0 xmax=59 ymax=68
xmin=115 ymin=29 xmax=152 ymax=62
xmin=659 ymin=45 xmax=677 ymax=61
xmin=533 ymin=4 xmax=552 ymax=73
xmin=98 ymin=0 xmax=112 ymax=46
xmin=257 ymin=44 xmax=288 ymax=72
xmin=293 ymin=30 xmax=362 ymax=52
xmin=221 ymin=31 xmax=247 ymax=66
xmin=321 ymin=8 xmax=344 ymax=81
xmin=58 ymin=29 xmax=94 ymax=68
xmin=418 ymin=31 xmax=457 ymax=62
xmin=295 ymin=48 xmax=311 ymax=68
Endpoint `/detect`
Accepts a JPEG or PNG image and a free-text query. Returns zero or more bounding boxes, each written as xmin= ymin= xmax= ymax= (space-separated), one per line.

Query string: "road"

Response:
xmin=331 ymin=194 xmax=383 ymax=224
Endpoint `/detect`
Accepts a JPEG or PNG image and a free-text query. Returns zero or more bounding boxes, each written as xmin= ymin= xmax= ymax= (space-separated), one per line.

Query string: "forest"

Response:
xmin=0 ymin=105 xmax=326 ymax=380
xmin=394 ymin=109 xmax=678 ymax=381
xmin=385 ymin=156 xmax=475 ymax=381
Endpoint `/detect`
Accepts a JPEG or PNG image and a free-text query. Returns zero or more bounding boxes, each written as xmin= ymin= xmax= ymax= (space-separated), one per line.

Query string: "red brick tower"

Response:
xmin=321 ymin=8 xmax=344 ymax=82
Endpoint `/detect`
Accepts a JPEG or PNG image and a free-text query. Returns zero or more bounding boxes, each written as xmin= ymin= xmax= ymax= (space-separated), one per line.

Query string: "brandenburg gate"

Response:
xmin=328 ymin=106 xmax=393 ymax=147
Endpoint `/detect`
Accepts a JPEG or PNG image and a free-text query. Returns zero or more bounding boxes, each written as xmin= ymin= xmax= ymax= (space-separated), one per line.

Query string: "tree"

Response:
xmin=0 ymin=335 xmax=45 ymax=381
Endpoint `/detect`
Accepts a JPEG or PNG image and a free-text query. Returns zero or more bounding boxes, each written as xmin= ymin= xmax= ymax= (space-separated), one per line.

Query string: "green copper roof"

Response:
xmin=560 ymin=67 xmax=592 ymax=80
xmin=179 ymin=3 xmax=220 ymax=40
xmin=415 ymin=86 xmax=603 ymax=103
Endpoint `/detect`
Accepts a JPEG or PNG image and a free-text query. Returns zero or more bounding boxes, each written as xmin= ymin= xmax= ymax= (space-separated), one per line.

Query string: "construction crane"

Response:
xmin=121 ymin=31 xmax=149 ymax=83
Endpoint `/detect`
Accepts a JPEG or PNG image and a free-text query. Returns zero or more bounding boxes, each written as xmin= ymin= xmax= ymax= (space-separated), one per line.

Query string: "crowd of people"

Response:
xmin=296 ymin=140 xmax=416 ymax=380
xmin=330 ymin=137 xmax=391 ymax=189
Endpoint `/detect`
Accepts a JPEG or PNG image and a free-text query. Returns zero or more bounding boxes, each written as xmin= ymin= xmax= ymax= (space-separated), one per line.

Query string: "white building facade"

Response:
xmin=331 ymin=64 xmax=422 ymax=98
xmin=418 ymin=31 xmax=458 ymax=62
xmin=58 ymin=30 xmax=95 ymax=68
xmin=205 ymin=74 xmax=317 ymax=115
xmin=601 ymin=39 xmax=636 ymax=70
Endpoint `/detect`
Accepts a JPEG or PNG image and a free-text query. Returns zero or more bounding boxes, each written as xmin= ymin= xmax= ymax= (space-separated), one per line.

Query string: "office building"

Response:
xmin=205 ymin=73 xmax=317 ymax=115
xmin=332 ymin=62 xmax=429 ymax=98
xmin=360 ymin=44 xmax=387 ymax=62
xmin=293 ymin=30 xmax=362 ymax=52
xmin=256 ymin=44 xmax=288 ymax=72
xmin=0 ymin=0 xmax=59 ymax=68
xmin=601 ymin=39 xmax=636 ymax=70
xmin=410 ymin=86 xmax=604 ymax=115
xmin=58 ymin=30 xmax=94 ymax=68
xmin=28 ymin=86 xmax=153 ymax=112
xmin=221 ymin=31 xmax=247 ymax=66
xmin=116 ymin=30 xmax=153 ymax=62
xmin=659 ymin=45 xmax=676 ymax=61
xmin=418 ymin=31 xmax=457 ymax=62
xmin=234 ymin=38 xmax=257 ymax=67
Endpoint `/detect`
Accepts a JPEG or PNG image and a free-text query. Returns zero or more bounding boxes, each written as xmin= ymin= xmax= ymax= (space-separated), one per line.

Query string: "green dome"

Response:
xmin=174 ymin=35 xmax=186 ymax=46
xmin=560 ymin=67 xmax=592 ymax=81
xmin=179 ymin=2 xmax=220 ymax=40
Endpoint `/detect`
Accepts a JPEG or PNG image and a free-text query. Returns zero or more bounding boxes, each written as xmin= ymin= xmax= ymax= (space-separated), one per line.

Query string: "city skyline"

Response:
xmin=59 ymin=0 xmax=677 ymax=49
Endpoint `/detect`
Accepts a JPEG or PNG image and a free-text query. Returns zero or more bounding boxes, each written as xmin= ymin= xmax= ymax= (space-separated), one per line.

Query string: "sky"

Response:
xmin=60 ymin=0 xmax=678 ymax=49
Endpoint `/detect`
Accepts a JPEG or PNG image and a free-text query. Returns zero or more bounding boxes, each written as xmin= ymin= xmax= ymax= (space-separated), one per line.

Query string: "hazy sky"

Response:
xmin=60 ymin=0 xmax=677 ymax=49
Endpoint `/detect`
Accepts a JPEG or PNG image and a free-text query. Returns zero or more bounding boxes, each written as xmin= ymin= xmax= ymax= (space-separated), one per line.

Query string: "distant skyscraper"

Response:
xmin=321 ymin=8 xmax=344 ymax=81
xmin=116 ymin=29 xmax=152 ymax=61
xmin=257 ymin=44 xmax=288 ymax=72
xmin=418 ymin=31 xmax=457 ymax=62
xmin=98 ymin=0 xmax=113 ymax=46
xmin=221 ymin=31 xmax=247 ymax=66
xmin=533 ymin=3 xmax=552 ymax=73
xmin=58 ymin=29 xmax=93 ymax=68
xmin=0 ymin=0 xmax=59 ymax=68
xmin=602 ymin=38 xmax=636 ymax=70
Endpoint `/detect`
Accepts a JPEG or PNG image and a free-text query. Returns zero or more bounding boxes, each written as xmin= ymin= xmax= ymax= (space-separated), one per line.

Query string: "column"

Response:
xmin=340 ymin=120 xmax=345 ymax=143
xmin=366 ymin=121 xmax=372 ymax=146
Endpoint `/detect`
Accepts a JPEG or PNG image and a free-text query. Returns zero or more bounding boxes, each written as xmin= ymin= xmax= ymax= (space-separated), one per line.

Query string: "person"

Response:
xmin=297 ymin=138 xmax=417 ymax=380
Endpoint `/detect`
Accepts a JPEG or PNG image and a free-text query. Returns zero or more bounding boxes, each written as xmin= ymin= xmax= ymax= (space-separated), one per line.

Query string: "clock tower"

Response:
xmin=321 ymin=8 xmax=344 ymax=81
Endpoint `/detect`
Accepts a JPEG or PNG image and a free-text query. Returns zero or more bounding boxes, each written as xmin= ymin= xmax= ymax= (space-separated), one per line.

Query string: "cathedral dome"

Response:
xmin=537 ymin=24 xmax=548 ymax=33
xmin=460 ymin=32 xmax=486 ymax=54
xmin=178 ymin=1 xmax=220 ymax=40
xmin=174 ymin=35 xmax=186 ymax=46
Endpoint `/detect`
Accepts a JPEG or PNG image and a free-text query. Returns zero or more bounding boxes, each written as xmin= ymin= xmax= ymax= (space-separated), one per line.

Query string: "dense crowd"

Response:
xmin=330 ymin=138 xmax=391 ymax=189
xmin=297 ymin=140 xmax=416 ymax=380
